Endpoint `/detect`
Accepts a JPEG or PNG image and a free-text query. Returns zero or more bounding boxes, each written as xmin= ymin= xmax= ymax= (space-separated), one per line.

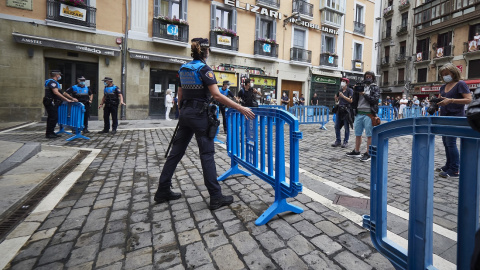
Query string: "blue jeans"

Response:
xmin=334 ymin=113 xmax=350 ymax=143
xmin=442 ymin=136 xmax=459 ymax=174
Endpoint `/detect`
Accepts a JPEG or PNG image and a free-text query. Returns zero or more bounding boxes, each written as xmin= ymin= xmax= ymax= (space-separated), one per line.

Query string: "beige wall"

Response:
xmin=1 ymin=0 xmax=47 ymax=20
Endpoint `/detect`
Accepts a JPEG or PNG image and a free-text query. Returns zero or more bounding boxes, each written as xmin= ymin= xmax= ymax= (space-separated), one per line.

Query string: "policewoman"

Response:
xmin=66 ymin=76 xmax=93 ymax=133
xmin=43 ymin=70 xmax=77 ymax=139
xmin=98 ymin=77 xmax=125 ymax=135
xmin=219 ymin=80 xmax=235 ymax=133
xmin=154 ymin=38 xmax=255 ymax=210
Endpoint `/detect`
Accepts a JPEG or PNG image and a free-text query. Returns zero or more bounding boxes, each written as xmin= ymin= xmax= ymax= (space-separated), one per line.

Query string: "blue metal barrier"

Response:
xmin=213 ymin=105 xmax=224 ymax=144
xmin=218 ymin=108 xmax=304 ymax=225
xmin=258 ymin=104 xmax=287 ymax=110
xmin=363 ymin=117 xmax=480 ymax=270
xmin=402 ymin=106 xmax=422 ymax=118
xmin=289 ymin=105 xmax=330 ymax=130
xmin=57 ymin=102 xmax=90 ymax=141
xmin=378 ymin=106 xmax=395 ymax=122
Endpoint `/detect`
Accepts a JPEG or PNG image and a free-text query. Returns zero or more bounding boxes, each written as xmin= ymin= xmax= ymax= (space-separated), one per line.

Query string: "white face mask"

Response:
xmin=443 ymin=75 xmax=453 ymax=83
xmin=341 ymin=82 xmax=346 ymax=87
xmin=250 ymin=83 xmax=254 ymax=87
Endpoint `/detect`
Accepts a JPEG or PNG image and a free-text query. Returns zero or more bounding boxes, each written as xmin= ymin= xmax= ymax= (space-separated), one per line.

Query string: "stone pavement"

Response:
xmin=0 ymin=119 xmax=459 ymax=269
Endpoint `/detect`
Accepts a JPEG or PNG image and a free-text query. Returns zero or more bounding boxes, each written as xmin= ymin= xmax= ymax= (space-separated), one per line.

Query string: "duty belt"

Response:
xmin=183 ymin=100 xmax=206 ymax=109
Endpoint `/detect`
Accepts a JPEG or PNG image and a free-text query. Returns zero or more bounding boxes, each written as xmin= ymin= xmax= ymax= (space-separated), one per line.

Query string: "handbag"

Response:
xmin=367 ymin=113 xmax=381 ymax=126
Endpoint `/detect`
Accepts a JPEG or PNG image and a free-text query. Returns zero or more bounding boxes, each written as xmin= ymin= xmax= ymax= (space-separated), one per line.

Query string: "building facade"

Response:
xmin=0 ymin=0 xmax=379 ymax=121
xmin=410 ymin=0 xmax=480 ymax=97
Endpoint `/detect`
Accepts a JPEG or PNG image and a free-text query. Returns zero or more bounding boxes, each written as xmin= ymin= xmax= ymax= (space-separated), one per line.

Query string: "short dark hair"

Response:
xmin=243 ymin=79 xmax=251 ymax=85
xmin=364 ymin=71 xmax=376 ymax=83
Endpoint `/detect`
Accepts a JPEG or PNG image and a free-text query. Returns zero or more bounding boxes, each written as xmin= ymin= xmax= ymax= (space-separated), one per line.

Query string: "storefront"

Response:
xmin=311 ymin=75 xmax=340 ymax=108
xmin=250 ymin=75 xmax=278 ymax=104
xmin=214 ymin=70 xmax=239 ymax=95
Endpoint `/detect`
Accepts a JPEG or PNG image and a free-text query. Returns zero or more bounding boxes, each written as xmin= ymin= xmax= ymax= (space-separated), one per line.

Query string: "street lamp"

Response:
xmin=283 ymin=12 xmax=301 ymax=28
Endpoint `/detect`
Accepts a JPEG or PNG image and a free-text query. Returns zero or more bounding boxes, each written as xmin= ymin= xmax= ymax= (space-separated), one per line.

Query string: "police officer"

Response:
xmin=66 ymin=76 xmax=93 ymax=133
xmin=43 ymin=70 xmax=77 ymax=139
xmin=98 ymin=77 xmax=125 ymax=135
xmin=219 ymin=80 xmax=235 ymax=133
xmin=154 ymin=38 xmax=255 ymax=210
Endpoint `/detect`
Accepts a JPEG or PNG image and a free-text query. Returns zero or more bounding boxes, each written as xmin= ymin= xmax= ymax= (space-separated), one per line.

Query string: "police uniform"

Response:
xmin=66 ymin=77 xmax=92 ymax=132
xmin=155 ymin=57 xmax=226 ymax=204
xmin=43 ymin=76 xmax=62 ymax=137
xmin=101 ymin=78 xmax=121 ymax=133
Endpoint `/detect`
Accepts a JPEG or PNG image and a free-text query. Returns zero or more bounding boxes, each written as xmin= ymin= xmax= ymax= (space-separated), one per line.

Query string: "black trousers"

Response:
xmin=155 ymin=106 xmax=222 ymax=199
xmin=81 ymin=102 xmax=90 ymax=128
xmin=43 ymin=98 xmax=59 ymax=135
xmin=219 ymin=105 xmax=227 ymax=133
xmin=103 ymin=104 xmax=118 ymax=131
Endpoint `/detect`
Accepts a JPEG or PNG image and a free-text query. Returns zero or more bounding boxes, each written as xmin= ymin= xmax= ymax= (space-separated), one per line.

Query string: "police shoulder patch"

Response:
xmin=51 ymin=83 xmax=57 ymax=87
xmin=205 ymin=71 xmax=215 ymax=80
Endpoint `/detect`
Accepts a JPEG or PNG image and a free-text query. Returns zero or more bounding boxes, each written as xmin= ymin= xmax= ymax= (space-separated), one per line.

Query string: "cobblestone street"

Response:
xmin=0 ymin=120 xmax=459 ymax=270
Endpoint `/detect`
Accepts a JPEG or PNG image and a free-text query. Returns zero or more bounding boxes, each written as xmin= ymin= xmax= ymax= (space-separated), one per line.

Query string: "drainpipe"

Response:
xmin=121 ymin=0 xmax=129 ymax=120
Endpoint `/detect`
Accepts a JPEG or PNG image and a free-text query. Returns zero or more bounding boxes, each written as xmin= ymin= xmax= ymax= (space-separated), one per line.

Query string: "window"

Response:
xmin=388 ymin=0 xmax=393 ymax=6
xmin=416 ymin=38 xmax=429 ymax=56
xmin=355 ymin=4 xmax=364 ymax=23
xmin=417 ymin=68 xmax=427 ymax=82
xmin=322 ymin=34 xmax=336 ymax=53
xmin=469 ymin=59 xmax=480 ymax=79
xmin=469 ymin=24 xmax=480 ymax=41
xmin=383 ymin=71 xmax=389 ymax=84
xmin=354 ymin=43 xmax=362 ymax=60
xmin=326 ymin=0 xmax=339 ymax=9
xmin=293 ymin=29 xmax=306 ymax=49
xmin=398 ymin=68 xmax=405 ymax=82
xmin=437 ymin=31 xmax=452 ymax=56
xmin=384 ymin=46 xmax=390 ymax=62
xmin=154 ymin=0 xmax=186 ymax=19
xmin=386 ymin=20 xmax=392 ymax=37
xmin=401 ymin=12 xmax=408 ymax=27
xmin=256 ymin=16 xmax=276 ymax=41
xmin=210 ymin=5 xmax=237 ymax=31
xmin=399 ymin=41 xmax=406 ymax=55
xmin=322 ymin=10 xmax=343 ymax=26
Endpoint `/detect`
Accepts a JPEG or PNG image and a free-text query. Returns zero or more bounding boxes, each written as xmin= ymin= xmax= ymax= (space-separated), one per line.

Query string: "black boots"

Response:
xmin=154 ymin=189 xmax=181 ymax=203
xmin=209 ymin=195 xmax=234 ymax=210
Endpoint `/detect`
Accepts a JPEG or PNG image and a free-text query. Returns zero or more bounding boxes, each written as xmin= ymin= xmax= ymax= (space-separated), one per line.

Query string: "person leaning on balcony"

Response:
xmin=475 ymin=32 xmax=480 ymax=50
xmin=153 ymin=37 xmax=255 ymax=210
xmin=435 ymin=63 xmax=472 ymax=178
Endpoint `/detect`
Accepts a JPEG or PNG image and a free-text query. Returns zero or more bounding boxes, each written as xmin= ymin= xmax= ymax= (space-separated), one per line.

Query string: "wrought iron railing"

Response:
xmin=293 ymin=0 xmax=313 ymax=17
xmin=434 ymin=45 xmax=452 ymax=58
xmin=210 ymin=31 xmax=239 ymax=51
xmin=320 ymin=53 xmax=338 ymax=67
xmin=415 ymin=50 xmax=430 ymax=61
xmin=395 ymin=53 xmax=407 ymax=63
xmin=152 ymin=18 xmax=189 ymax=43
xmin=396 ymin=24 xmax=408 ymax=36
xmin=381 ymin=56 xmax=390 ymax=67
xmin=354 ymin=21 xmax=365 ymax=35
xmin=290 ymin=47 xmax=312 ymax=62
xmin=46 ymin=0 xmax=96 ymax=28
xmin=256 ymin=0 xmax=280 ymax=9
xmin=352 ymin=60 xmax=363 ymax=72
xmin=254 ymin=40 xmax=279 ymax=58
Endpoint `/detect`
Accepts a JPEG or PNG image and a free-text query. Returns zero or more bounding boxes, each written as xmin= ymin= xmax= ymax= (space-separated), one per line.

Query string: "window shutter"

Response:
xmin=211 ymin=4 xmax=216 ymax=29
xmin=255 ymin=15 xmax=260 ymax=40
xmin=272 ymin=20 xmax=277 ymax=41
xmin=232 ymin=9 xmax=237 ymax=32
xmin=154 ymin=0 xmax=160 ymax=17
xmin=182 ymin=0 xmax=188 ymax=21
xmin=321 ymin=34 xmax=326 ymax=53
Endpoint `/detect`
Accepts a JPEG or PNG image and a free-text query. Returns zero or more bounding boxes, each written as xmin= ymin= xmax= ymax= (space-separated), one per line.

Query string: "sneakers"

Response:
xmin=111 ymin=130 xmax=117 ymax=135
xmin=331 ymin=141 xmax=341 ymax=147
xmin=360 ymin=152 xmax=371 ymax=162
xmin=341 ymin=142 xmax=348 ymax=148
xmin=154 ymin=189 xmax=182 ymax=203
xmin=439 ymin=171 xmax=459 ymax=178
xmin=45 ymin=134 xmax=58 ymax=139
xmin=97 ymin=130 xmax=109 ymax=134
xmin=346 ymin=149 xmax=361 ymax=158
xmin=83 ymin=128 xmax=90 ymax=134
xmin=209 ymin=195 xmax=234 ymax=210
xmin=435 ymin=166 xmax=447 ymax=173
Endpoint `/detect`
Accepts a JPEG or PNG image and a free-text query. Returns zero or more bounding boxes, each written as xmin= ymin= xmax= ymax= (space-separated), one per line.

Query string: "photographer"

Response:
xmin=238 ymin=79 xmax=259 ymax=107
xmin=332 ymin=78 xmax=353 ymax=148
xmin=435 ymin=63 xmax=472 ymax=178
xmin=346 ymin=71 xmax=380 ymax=162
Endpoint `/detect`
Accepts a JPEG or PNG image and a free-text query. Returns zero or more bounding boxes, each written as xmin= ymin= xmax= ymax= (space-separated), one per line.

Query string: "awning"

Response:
xmin=421 ymin=80 xmax=480 ymax=92
xmin=128 ymin=49 xmax=190 ymax=65
xmin=12 ymin=32 xmax=120 ymax=57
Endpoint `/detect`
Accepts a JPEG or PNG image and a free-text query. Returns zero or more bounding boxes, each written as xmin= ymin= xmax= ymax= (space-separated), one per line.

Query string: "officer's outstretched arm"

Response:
xmin=63 ymin=91 xmax=78 ymax=102
xmin=118 ymin=93 xmax=126 ymax=106
xmin=54 ymin=88 xmax=73 ymax=102
xmin=208 ymin=84 xmax=255 ymax=120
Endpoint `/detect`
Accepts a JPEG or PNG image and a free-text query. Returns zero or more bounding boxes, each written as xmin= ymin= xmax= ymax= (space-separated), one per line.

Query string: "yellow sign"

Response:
xmin=217 ymin=35 xmax=232 ymax=46
xmin=60 ymin=4 xmax=86 ymax=21
xmin=214 ymin=72 xmax=237 ymax=87
xmin=250 ymin=76 xmax=277 ymax=87
xmin=6 ymin=0 xmax=32 ymax=10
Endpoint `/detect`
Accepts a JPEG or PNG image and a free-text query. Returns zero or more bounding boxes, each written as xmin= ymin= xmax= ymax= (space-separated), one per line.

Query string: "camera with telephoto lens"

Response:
xmin=354 ymin=81 xmax=368 ymax=93
xmin=427 ymin=98 xmax=443 ymax=115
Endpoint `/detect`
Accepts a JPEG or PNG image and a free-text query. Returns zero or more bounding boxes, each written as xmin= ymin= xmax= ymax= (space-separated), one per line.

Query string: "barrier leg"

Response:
xmin=56 ymin=124 xmax=73 ymax=135
xmin=66 ymin=127 xmax=90 ymax=141
xmin=217 ymin=157 xmax=251 ymax=181
xmin=255 ymin=192 xmax=303 ymax=226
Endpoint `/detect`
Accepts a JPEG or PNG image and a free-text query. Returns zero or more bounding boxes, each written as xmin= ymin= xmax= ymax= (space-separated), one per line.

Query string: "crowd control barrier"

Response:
xmin=378 ymin=106 xmax=395 ymax=122
xmin=289 ymin=105 xmax=330 ymax=130
xmin=213 ymin=105 xmax=224 ymax=144
xmin=363 ymin=117 xmax=480 ymax=270
xmin=218 ymin=108 xmax=304 ymax=225
xmin=56 ymin=102 xmax=90 ymax=141
xmin=402 ymin=106 xmax=422 ymax=118
xmin=258 ymin=104 xmax=287 ymax=110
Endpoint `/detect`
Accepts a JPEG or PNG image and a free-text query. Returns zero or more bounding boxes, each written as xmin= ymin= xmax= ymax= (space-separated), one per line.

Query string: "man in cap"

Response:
xmin=66 ymin=76 xmax=93 ymax=133
xmin=98 ymin=77 xmax=125 ymax=135
xmin=219 ymin=80 xmax=235 ymax=133
xmin=43 ymin=70 xmax=77 ymax=139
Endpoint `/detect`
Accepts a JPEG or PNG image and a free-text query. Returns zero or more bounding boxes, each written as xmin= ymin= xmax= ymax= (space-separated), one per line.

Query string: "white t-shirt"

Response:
xmin=399 ymin=98 xmax=408 ymax=113
xmin=165 ymin=94 xmax=173 ymax=107
xmin=475 ymin=34 xmax=480 ymax=45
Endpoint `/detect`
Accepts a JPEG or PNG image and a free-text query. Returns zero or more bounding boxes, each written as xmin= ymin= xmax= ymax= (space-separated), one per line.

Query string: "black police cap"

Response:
xmin=191 ymin=38 xmax=209 ymax=47
xmin=101 ymin=77 xmax=113 ymax=81
xmin=77 ymin=76 xmax=86 ymax=80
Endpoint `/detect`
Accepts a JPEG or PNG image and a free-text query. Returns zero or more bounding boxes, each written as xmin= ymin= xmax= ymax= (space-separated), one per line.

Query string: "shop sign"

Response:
xmin=6 ymin=0 xmax=32 ymax=10
xmin=13 ymin=32 xmax=120 ymax=56
xmin=217 ymin=35 xmax=232 ymax=46
xmin=60 ymin=4 xmax=86 ymax=21
xmin=129 ymin=51 xmax=188 ymax=64
xmin=262 ymin=43 xmax=271 ymax=53
xmin=297 ymin=21 xmax=321 ymax=30
xmin=214 ymin=71 xmax=238 ymax=87
xmin=224 ymin=0 xmax=283 ymax=20
xmin=456 ymin=65 xmax=463 ymax=73
xmin=312 ymin=76 xmax=337 ymax=84
xmin=421 ymin=85 xmax=441 ymax=92
xmin=321 ymin=26 xmax=338 ymax=35
xmin=344 ymin=72 xmax=364 ymax=84
xmin=355 ymin=62 xmax=362 ymax=69
xmin=250 ymin=76 xmax=277 ymax=87
xmin=167 ymin=24 xmax=178 ymax=36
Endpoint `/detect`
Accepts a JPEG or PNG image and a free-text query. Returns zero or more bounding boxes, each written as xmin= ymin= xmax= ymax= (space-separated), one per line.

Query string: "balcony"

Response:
xmin=293 ymin=0 xmax=314 ymax=21
xmin=352 ymin=60 xmax=363 ymax=72
xmin=414 ymin=50 xmax=430 ymax=63
xmin=256 ymin=0 xmax=280 ymax=10
xmin=319 ymin=1 xmax=345 ymax=14
xmin=320 ymin=53 xmax=338 ymax=67
xmin=254 ymin=40 xmax=279 ymax=59
xmin=395 ymin=80 xmax=406 ymax=85
xmin=464 ymin=41 xmax=480 ymax=55
xmin=383 ymin=6 xmax=394 ymax=17
xmin=395 ymin=53 xmax=407 ymax=63
xmin=381 ymin=81 xmax=390 ymax=87
xmin=383 ymin=29 xmax=392 ymax=40
xmin=152 ymin=18 xmax=189 ymax=44
xmin=290 ymin=47 xmax=312 ymax=63
xmin=46 ymin=0 xmax=96 ymax=28
xmin=381 ymin=57 xmax=390 ymax=67
xmin=397 ymin=24 xmax=408 ymax=36
xmin=398 ymin=0 xmax=410 ymax=11
xmin=209 ymin=31 xmax=239 ymax=53
xmin=433 ymin=45 xmax=453 ymax=59
xmin=353 ymin=21 xmax=365 ymax=35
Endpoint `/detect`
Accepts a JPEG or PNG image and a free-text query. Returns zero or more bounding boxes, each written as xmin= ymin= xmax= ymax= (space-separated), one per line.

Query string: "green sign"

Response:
xmin=6 ymin=0 xmax=33 ymax=10
xmin=312 ymin=76 xmax=337 ymax=84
